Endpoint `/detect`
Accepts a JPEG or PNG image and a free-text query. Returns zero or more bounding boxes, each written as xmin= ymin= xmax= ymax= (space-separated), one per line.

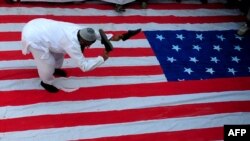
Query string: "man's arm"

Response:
xmin=64 ymin=45 xmax=107 ymax=72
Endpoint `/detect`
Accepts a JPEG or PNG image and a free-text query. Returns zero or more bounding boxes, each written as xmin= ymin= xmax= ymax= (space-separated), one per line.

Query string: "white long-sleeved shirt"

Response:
xmin=22 ymin=18 xmax=109 ymax=72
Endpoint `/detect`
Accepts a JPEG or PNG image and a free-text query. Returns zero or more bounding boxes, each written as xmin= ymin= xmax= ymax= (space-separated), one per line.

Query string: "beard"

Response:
xmin=80 ymin=44 xmax=85 ymax=52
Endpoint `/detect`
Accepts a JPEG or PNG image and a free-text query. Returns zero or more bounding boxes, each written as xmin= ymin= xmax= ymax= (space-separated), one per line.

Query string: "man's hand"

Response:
xmin=101 ymin=50 xmax=109 ymax=61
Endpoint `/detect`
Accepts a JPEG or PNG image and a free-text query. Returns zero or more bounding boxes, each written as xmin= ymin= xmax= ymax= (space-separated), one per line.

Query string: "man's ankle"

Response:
xmin=40 ymin=81 xmax=59 ymax=93
xmin=54 ymin=69 xmax=67 ymax=77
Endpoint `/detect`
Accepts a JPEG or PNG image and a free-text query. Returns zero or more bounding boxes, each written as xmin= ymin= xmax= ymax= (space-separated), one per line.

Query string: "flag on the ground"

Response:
xmin=0 ymin=1 xmax=250 ymax=141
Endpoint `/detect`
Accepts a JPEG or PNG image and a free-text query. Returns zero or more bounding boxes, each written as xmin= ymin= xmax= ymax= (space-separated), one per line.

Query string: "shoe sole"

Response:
xmin=99 ymin=29 xmax=113 ymax=52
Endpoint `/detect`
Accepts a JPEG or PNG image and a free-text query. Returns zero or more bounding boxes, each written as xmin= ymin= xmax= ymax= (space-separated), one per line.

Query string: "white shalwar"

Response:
xmin=101 ymin=0 xmax=136 ymax=5
xmin=21 ymin=18 xmax=108 ymax=91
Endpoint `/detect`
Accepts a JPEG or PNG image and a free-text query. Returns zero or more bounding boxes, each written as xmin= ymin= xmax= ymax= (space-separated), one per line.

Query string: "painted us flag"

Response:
xmin=1 ymin=0 xmax=250 ymax=141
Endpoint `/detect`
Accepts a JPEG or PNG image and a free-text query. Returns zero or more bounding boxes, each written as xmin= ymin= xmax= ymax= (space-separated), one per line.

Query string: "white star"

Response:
xmin=231 ymin=56 xmax=240 ymax=63
xmin=248 ymin=67 xmax=250 ymax=72
xmin=184 ymin=67 xmax=193 ymax=75
xmin=167 ymin=57 xmax=177 ymax=63
xmin=213 ymin=45 xmax=222 ymax=52
xmin=196 ymin=33 xmax=204 ymax=41
xmin=177 ymin=78 xmax=185 ymax=81
xmin=176 ymin=34 xmax=185 ymax=40
xmin=172 ymin=45 xmax=181 ymax=52
xmin=206 ymin=68 xmax=215 ymax=75
xmin=216 ymin=35 xmax=226 ymax=41
xmin=228 ymin=68 xmax=237 ymax=75
xmin=234 ymin=45 xmax=242 ymax=51
xmin=189 ymin=57 xmax=199 ymax=63
xmin=210 ymin=57 xmax=220 ymax=63
xmin=235 ymin=34 xmax=243 ymax=40
xmin=156 ymin=34 xmax=165 ymax=41
xmin=192 ymin=45 xmax=201 ymax=51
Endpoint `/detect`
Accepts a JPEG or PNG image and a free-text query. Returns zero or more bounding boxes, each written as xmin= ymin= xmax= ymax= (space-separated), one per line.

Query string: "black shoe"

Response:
xmin=54 ymin=69 xmax=67 ymax=77
xmin=224 ymin=1 xmax=239 ymax=8
xmin=122 ymin=29 xmax=142 ymax=41
xmin=5 ymin=0 xmax=14 ymax=4
xmin=99 ymin=29 xmax=113 ymax=52
xmin=41 ymin=81 xmax=59 ymax=93
xmin=201 ymin=0 xmax=207 ymax=4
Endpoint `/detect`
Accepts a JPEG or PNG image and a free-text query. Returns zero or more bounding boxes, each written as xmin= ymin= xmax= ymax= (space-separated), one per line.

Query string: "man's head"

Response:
xmin=77 ymin=28 xmax=97 ymax=51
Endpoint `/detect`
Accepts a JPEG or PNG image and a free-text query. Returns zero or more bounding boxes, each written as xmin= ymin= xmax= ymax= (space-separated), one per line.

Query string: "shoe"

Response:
xmin=99 ymin=29 xmax=113 ymax=52
xmin=237 ymin=23 xmax=249 ymax=36
xmin=5 ymin=0 xmax=14 ymax=4
xmin=201 ymin=0 xmax=207 ymax=4
xmin=224 ymin=1 xmax=239 ymax=8
xmin=54 ymin=69 xmax=67 ymax=77
xmin=122 ymin=28 xmax=142 ymax=41
xmin=41 ymin=81 xmax=59 ymax=93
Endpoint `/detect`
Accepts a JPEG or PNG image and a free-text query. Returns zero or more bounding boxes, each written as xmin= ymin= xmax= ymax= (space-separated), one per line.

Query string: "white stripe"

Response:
xmin=0 ymin=74 xmax=166 ymax=91
xmin=0 ymin=56 xmax=160 ymax=70
xmin=0 ymin=41 xmax=20 ymax=51
xmin=0 ymin=7 xmax=241 ymax=16
xmin=1 ymin=90 xmax=249 ymax=119
xmin=1 ymin=112 xmax=250 ymax=141
xmin=0 ymin=39 xmax=150 ymax=51
xmin=0 ymin=23 xmax=242 ymax=32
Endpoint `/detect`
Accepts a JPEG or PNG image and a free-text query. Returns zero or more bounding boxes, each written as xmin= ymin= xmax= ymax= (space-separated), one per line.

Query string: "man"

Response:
xmin=101 ymin=0 xmax=148 ymax=12
xmin=21 ymin=18 xmax=141 ymax=93
xmin=101 ymin=0 xmax=136 ymax=12
xmin=237 ymin=8 xmax=250 ymax=36
xmin=237 ymin=0 xmax=250 ymax=36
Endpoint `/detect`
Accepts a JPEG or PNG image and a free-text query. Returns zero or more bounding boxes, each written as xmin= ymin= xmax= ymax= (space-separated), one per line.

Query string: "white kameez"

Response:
xmin=21 ymin=18 xmax=107 ymax=89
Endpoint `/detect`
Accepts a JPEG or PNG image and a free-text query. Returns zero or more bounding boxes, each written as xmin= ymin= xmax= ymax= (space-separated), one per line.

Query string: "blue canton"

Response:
xmin=144 ymin=30 xmax=250 ymax=81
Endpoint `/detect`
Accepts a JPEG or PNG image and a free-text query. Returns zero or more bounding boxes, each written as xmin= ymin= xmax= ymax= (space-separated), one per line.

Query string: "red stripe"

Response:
xmin=1 ymin=101 xmax=249 ymax=132
xmin=0 ymin=52 xmax=33 ymax=60
xmin=77 ymin=127 xmax=223 ymax=141
xmin=0 ymin=15 xmax=244 ymax=24
xmin=0 ymin=48 xmax=154 ymax=60
xmin=0 ymin=31 xmax=145 ymax=41
xmin=0 ymin=32 xmax=21 ymax=41
xmin=0 ymin=2 xmax=228 ymax=10
xmin=0 ymin=65 xmax=163 ymax=80
xmin=1 ymin=77 xmax=250 ymax=106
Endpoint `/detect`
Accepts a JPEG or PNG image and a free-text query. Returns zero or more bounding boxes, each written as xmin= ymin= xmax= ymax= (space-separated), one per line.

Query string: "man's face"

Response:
xmin=79 ymin=37 xmax=94 ymax=48
xmin=78 ymin=36 xmax=95 ymax=52
xmin=77 ymin=30 xmax=96 ymax=52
